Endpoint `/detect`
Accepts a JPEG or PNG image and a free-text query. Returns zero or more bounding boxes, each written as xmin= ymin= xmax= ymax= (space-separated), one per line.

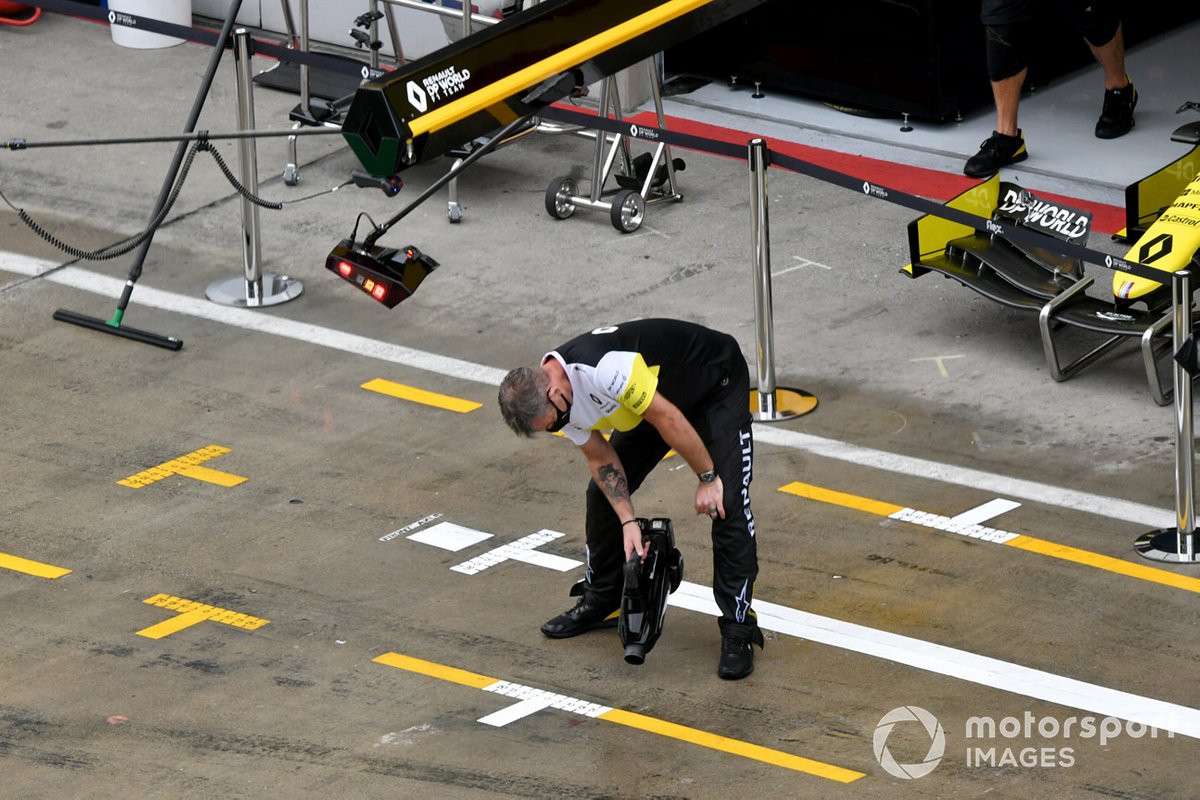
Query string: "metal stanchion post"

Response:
xmin=747 ymin=138 xmax=816 ymax=422
xmin=206 ymin=29 xmax=304 ymax=308
xmin=1136 ymin=269 xmax=1198 ymax=562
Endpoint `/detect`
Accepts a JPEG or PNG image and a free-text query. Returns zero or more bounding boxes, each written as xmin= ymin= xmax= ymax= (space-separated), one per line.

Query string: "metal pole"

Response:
xmin=299 ymin=0 xmax=310 ymax=112
xmin=206 ymin=31 xmax=303 ymax=309
xmin=369 ymin=0 xmax=380 ymax=72
xmin=235 ymin=29 xmax=263 ymax=303
xmin=1135 ymin=268 xmax=1198 ymax=562
xmin=746 ymin=138 xmax=816 ymax=422
xmin=1173 ymin=270 xmax=1195 ymax=557
xmin=749 ymin=138 xmax=777 ymax=416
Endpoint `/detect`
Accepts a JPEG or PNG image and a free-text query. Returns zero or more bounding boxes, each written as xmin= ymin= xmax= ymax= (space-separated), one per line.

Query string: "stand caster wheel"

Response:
xmin=610 ymin=189 xmax=644 ymax=233
xmin=448 ymin=201 xmax=462 ymax=224
xmin=545 ymin=176 xmax=578 ymax=220
xmin=282 ymin=163 xmax=299 ymax=186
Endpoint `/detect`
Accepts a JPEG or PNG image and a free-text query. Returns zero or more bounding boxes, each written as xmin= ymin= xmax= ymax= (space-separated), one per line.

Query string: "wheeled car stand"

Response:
xmin=544 ymin=57 xmax=684 ymax=233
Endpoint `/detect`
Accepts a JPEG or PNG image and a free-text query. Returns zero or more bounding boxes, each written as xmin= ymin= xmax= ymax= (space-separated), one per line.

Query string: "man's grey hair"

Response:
xmin=498 ymin=366 xmax=549 ymax=436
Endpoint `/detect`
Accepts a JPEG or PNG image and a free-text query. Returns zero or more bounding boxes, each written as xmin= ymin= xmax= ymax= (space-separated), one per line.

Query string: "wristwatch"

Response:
xmin=698 ymin=469 xmax=718 ymax=484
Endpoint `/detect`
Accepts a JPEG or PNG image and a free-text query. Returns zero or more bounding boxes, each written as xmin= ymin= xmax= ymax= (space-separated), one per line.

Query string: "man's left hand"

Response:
xmin=696 ymin=476 xmax=725 ymax=520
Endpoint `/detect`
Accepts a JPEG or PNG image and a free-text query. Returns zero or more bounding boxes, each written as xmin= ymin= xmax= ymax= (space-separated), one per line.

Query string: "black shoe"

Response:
xmin=963 ymin=130 xmax=1028 ymax=178
xmin=718 ymin=635 xmax=757 ymax=680
xmin=1095 ymin=81 xmax=1136 ymax=139
xmin=540 ymin=597 xmax=619 ymax=639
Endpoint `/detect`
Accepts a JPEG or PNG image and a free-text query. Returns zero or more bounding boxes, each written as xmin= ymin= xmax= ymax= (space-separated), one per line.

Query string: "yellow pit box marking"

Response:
xmin=779 ymin=481 xmax=1200 ymax=594
xmin=374 ymin=652 xmax=863 ymax=782
xmin=137 ymin=593 xmax=269 ymax=639
xmin=119 ymin=445 xmax=246 ymax=489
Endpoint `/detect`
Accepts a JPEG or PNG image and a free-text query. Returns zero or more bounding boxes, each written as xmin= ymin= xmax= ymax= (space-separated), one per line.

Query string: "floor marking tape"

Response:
xmin=372 ymin=651 xmax=863 ymax=782
xmin=668 ymin=581 xmax=1200 ymax=740
xmin=0 ymin=552 xmax=71 ymax=579
xmin=779 ymin=481 xmax=1200 ymax=594
xmin=136 ymin=593 xmax=270 ymax=639
xmin=118 ymin=445 xmax=245 ymax=488
xmin=450 ymin=529 xmax=582 ymax=575
xmin=1 ymin=251 xmax=1172 ymax=528
xmin=361 ymin=378 xmax=482 ymax=413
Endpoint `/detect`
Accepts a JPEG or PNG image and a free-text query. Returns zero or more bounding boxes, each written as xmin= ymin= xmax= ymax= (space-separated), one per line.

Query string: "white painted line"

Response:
xmin=509 ymin=549 xmax=583 ymax=572
xmin=0 ymin=255 xmax=507 ymax=386
xmin=668 ymin=581 xmax=1200 ymax=740
xmin=484 ymin=679 xmax=611 ymax=719
xmin=407 ymin=522 xmax=492 ymax=551
xmin=3 ymin=252 xmax=1173 ymax=529
xmin=950 ymin=498 xmax=1021 ymax=526
xmin=477 ymin=694 xmax=557 ymax=727
xmin=449 ymin=529 xmax=582 ymax=575
xmin=889 ymin=507 xmax=1021 ymax=544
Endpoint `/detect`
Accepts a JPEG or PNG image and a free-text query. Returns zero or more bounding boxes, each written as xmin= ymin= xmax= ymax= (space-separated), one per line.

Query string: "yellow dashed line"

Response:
xmin=0 ymin=552 xmax=71 ymax=579
xmin=362 ymin=378 xmax=482 ymax=413
xmin=779 ymin=480 xmax=1200 ymax=594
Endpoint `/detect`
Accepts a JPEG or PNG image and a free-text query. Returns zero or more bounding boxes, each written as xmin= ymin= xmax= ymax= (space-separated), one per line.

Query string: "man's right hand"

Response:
xmin=624 ymin=522 xmax=646 ymax=561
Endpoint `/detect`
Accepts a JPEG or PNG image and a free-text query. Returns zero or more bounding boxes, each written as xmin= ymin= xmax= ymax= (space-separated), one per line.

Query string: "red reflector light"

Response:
xmin=337 ymin=261 xmax=353 ymax=277
xmin=372 ymin=283 xmax=387 ymax=301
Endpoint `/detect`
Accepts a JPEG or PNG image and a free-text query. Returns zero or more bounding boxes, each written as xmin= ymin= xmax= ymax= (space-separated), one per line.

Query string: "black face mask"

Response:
xmin=546 ymin=389 xmax=572 ymax=433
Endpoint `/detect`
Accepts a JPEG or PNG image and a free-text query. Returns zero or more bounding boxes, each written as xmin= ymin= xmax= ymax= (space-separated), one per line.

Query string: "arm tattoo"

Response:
xmin=596 ymin=464 xmax=630 ymax=503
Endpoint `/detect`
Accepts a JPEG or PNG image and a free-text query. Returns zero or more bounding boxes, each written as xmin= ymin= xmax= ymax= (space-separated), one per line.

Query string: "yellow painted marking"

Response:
xmin=373 ymin=652 xmax=496 ymax=689
xmin=780 ymin=480 xmax=1200 ymax=594
xmin=136 ymin=593 xmax=269 ymax=639
xmin=374 ymin=651 xmax=861 ymax=781
xmin=1005 ymin=536 xmax=1200 ymax=593
xmin=0 ymin=552 xmax=71 ymax=579
xmin=406 ymin=0 xmax=713 ymax=138
xmin=779 ymin=482 xmax=905 ymax=517
xmin=173 ymin=464 xmax=245 ymax=487
xmin=118 ymin=445 xmax=246 ymax=488
xmin=600 ymin=708 xmax=864 ymax=783
xmin=361 ymin=378 xmax=482 ymax=413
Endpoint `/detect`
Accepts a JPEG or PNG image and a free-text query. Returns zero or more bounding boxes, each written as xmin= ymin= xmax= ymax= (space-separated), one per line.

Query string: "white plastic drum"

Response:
xmin=109 ymin=0 xmax=193 ymax=49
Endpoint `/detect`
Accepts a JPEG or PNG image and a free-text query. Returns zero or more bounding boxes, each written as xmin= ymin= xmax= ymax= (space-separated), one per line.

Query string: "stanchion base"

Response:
xmin=205 ymin=274 xmax=304 ymax=308
xmin=749 ymin=387 xmax=818 ymax=422
xmin=1134 ymin=528 xmax=1200 ymax=563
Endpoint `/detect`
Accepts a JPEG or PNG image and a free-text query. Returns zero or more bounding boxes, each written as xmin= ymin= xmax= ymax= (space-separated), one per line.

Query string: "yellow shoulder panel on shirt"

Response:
xmin=619 ymin=356 xmax=659 ymax=415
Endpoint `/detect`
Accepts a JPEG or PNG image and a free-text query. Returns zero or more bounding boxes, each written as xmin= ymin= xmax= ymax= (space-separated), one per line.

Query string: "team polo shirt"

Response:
xmin=543 ymin=319 xmax=741 ymax=446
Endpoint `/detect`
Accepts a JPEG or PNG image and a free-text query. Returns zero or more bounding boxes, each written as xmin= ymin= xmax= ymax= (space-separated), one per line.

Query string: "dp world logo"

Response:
xmin=873 ymin=706 xmax=946 ymax=779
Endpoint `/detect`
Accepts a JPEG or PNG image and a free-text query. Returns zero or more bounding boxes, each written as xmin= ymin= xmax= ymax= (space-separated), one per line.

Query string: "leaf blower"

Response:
xmin=618 ymin=517 xmax=683 ymax=665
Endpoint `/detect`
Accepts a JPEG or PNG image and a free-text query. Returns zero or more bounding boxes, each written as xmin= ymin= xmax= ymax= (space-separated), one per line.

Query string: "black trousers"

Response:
xmin=580 ymin=357 xmax=759 ymax=637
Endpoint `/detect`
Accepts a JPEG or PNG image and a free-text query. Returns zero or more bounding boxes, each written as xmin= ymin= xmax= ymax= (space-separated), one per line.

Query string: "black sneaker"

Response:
xmin=540 ymin=597 xmax=619 ymax=639
xmin=718 ymin=635 xmax=756 ymax=680
xmin=963 ymin=130 xmax=1028 ymax=178
xmin=1095 ymin=81 xmax=1136 ymax=139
